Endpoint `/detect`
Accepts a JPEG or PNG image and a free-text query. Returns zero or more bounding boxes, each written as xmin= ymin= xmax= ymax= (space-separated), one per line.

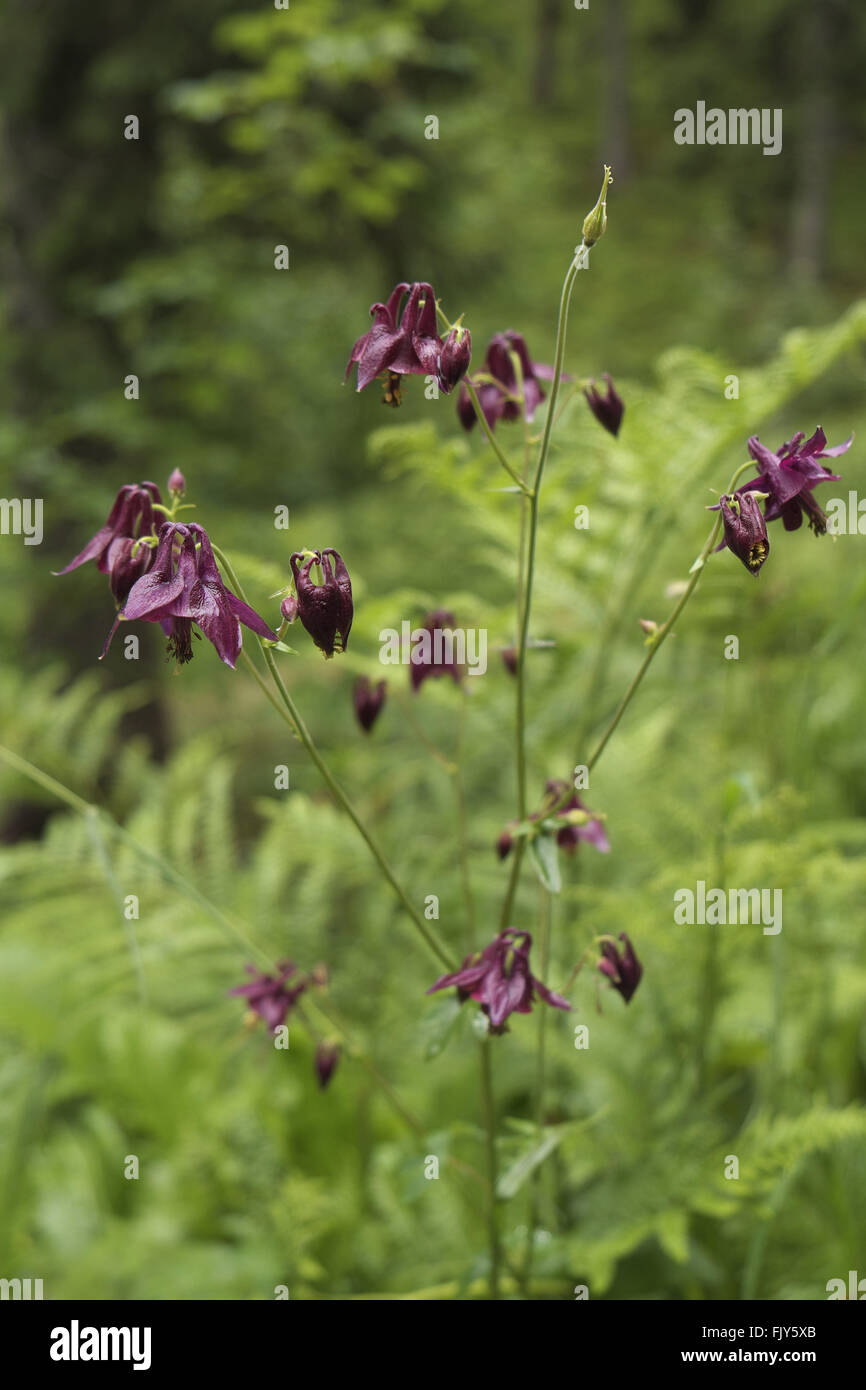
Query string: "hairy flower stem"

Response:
xmin=479 ymin=1039 xmax=502 ymax=1299
xmin=212 ymin=547 xmax=454 ymax=973
xmin=585 ymin=459 xmax=756 ymax=775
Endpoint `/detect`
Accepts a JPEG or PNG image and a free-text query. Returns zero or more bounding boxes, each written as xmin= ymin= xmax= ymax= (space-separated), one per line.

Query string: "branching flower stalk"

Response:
xmin=584 ymin=458 xmax=758 ymax=776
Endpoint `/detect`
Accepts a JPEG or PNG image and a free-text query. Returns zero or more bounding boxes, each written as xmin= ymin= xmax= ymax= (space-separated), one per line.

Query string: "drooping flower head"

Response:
xmin=543 ymin=780 xmax=610 ymax=854
xmin=457 ymin=330 xmax=561 ymax=434
xmin=584 ymin=374 xmax=624 ymax=437
xmin=737 ymin=428 xmax=851 ymax=535
xmin=410 ymin=609 xmax=462 ymax=691
xmin=353 ymin=675 xmax=387 ymax=732
xmin=437 ymin=326 xmax=472 ymax=394
xmin=290 ymin=548 xmax=353 ymax=657
xmin=719 ymin=491 xmax=769 ymax=575
xmin=106 ymin=521 xmax=277 ymax=667
xmin=346 ymin=282 xmax=444 ymax=405
xmin=228 ymin=961 xmax=307 ymax=1032
xmin=55 ymin=481 xmax=163 ymax=604
xmin=427 ymin=928 xmax=570 ymax=1034
xmin=497 ymin=779 xmax=610 ymax=859
xmin=314 ymin=1041 xmax=340 ymax=1089
xmin=597 ymin=933 xmax=642 ymax=1004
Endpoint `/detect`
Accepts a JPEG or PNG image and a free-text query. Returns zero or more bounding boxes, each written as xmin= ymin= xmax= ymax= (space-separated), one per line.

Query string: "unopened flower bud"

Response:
xmin=168 ymin=468 xmax=186 ymax=498
xmin=584 ymin=373 xmax=624 ymax=437
xmin=314 ymin=1040 xmax=340 ymax=1089
xmin=438 ymin=327 xmax=472 ymax=394
xmin=581 ymin=165 xmax=612 ymax=249
xmin=280 ymin=594 xmax=299 ymax=624
xmin=353 ymin=676 xmax=386 ymax=733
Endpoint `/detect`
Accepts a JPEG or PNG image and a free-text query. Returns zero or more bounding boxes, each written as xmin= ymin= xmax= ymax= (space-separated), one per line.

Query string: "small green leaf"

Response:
xmin=528 ymin=835 xmax=561 ymax=894
xmin=496 ymin=1127 xmax=566 ymax=1200
xmin=421 ymin=994 xmax=464 ymax=1060
xmin=270 ymin=641 xmax=298 ymax=655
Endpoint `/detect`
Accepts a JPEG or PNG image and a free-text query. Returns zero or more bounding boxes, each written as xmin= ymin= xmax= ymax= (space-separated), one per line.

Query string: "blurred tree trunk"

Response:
xmin=603 ymin=0 xmax=630 ymax=182
xmin=532 ymin=0 xmax=561 ymax=106
xmin=788 ymin=0 xmax=834 ymax=282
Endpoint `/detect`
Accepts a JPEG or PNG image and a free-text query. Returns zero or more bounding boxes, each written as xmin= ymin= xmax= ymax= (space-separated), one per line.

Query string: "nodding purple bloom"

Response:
xmin=229 ymin=961 xmax=307 ymax=1032
xmin=719 ymin=492 xmax=769 ymax=575
xmin=497 ymin=780 xmax=610 ymax=860
xmin=346 ymin=281 xmax=443 ymax=403
xmin=410 ymin=609 xmax=462 ymax=691
xmin=598 ymin=933 xmax=642 ymax=1004
xmin=106 ymin=521 xmax=277 ymax=667
xmin=290 ymin=549 xmax=353 ymax=657
xmin=437 ymin=327 xmax=472 ymax=394
xmin=584 ymin=374 xmax=624 ymax=437
xmin=729 ymin=427 xmax=853 ymax=537
xmin=55 ymin=481 xmax=162 ymax=603
xmin=427 ymin=928 xmax=570 ymax=1034
xmin=544 ymin=780 xmax=610 ymax=854
xmin=314 ymin=1041 xmax=340 ymax=1089
xmin=457 ymin=330 xmax=561 ymax=434
xmin=353 ymin=675 xmax=386 ymax=733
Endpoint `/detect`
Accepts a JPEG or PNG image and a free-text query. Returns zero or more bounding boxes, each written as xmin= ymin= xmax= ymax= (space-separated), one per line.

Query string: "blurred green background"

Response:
xmin=1 ymin=0 xmax=866 ymax=1300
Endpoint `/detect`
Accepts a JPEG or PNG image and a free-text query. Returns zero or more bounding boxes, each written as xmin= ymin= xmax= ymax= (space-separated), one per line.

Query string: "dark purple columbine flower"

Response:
xmin=597 ymin=933 xmax=642 ymax=1003
xmin=56 ymin=481 xmax=163 ymax=603
xmin=290 ymin=548 xmax=353 ymax=657
xmin=106 ymin=521 xmax=277 ymax=667
xmin=719 ymin=492 xmax=770 ymax=575
xmin=427 ymin=928 xmax=570 ymax=1034
xmin=410 ymin=609 xmax=463 ymax=692
xmin=353 ymin=675 xmax=386 ymax=732
xmin=544 ymin=780 xmax=610 ymax=855
xmin=346 ymin=281 xmax=442 ymax=402
xmin=584 ymin=374 xmax=624 ymax=437
xmin=229 ymin=961 xmax=307 ymax=1032
xmin=497 ymin=780 xmax=610 ymax=860
xmin=457 ymin=331 xmax=561 ymax=433
xmin=734 ymin=427 xmax=852 ymax=536
xmin=314 ymin=1041 xmax=340 ymax=1089
xmin=437 ymin=327 xmax=472 ymax=394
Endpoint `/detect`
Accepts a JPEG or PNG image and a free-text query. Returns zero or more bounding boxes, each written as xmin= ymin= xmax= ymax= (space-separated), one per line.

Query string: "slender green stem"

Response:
xmin=479 ymin=1039 xmax=502 ymax=1299
xmin=500 ymin=246 xmax=587 ymax=926
xmin=523 ymin=886 xmax=552 ymax=1289
xmin=0 ymin=743 xmax=266 ymax=964
xmin=454 ymin=694 xmax=476 ymax=942
xmin=585 ymin=460 xmax=756 ymax=775
xmin=213 ymin=545 xmax=455 ymax=972
xmin=264 ymin=643 xmax=453 ymax=970
xmin=463 ymin=380 xmax=532 ymax=494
